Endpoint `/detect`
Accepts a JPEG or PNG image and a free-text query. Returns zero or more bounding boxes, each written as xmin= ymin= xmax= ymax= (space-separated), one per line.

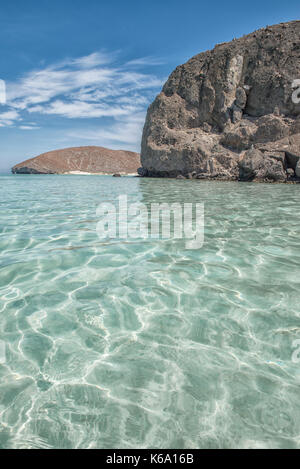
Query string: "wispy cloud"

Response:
xmin=67 ymin=113 xmax=146 ymax=151
xmin=70 ymin=52 xmax=115 ymax=68
xmin=4 ymin=51 xmax=163 ymax=120
xmin=19 ymin=124 xmax=40 ymax=130
xmin=1 ymin=51 xmax=163 ymax=150
xmin=0 ymin=110 xmax=20 ymax=126
xmin=125 ymin=56 xmax=165 ymax=67
xmin=28 ymin=100 xmax=134 ymax=119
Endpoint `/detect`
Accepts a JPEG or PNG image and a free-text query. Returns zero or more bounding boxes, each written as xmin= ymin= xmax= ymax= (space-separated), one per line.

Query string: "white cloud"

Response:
xmin=0 ymin=50 xmax=163 ymax=149
xmin=125 ymin=56 xmax=165 ymax=67
xmin=28 ymin=100 xmax=137 ymax=119
xmin=19 ymin=125 xmax=40 ymax=130
xmin=4 ymin=51 xmax=163 ymax=120
xmin=6 ymin=67 xmax=115 ymax=111
xmin=70 ymin=52 xmax=115 ymax=68
xmin=0 ymin=109 xmax=20 ymax=126
xmin=67 ymin=112 xmax=146 ymax=150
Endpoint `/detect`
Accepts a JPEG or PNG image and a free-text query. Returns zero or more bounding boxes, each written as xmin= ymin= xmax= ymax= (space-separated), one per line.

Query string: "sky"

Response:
xmin=0 ymin=0 xmax=299 ymax=171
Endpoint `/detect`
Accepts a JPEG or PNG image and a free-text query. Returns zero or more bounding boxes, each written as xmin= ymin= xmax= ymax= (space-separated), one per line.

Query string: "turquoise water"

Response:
xmin=1 ymin=174 xmax=300 ymax=449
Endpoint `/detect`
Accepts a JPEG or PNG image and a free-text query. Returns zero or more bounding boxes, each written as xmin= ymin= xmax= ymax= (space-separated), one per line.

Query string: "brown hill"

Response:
xmin=12 ymin=146 xmax=140 ymax=174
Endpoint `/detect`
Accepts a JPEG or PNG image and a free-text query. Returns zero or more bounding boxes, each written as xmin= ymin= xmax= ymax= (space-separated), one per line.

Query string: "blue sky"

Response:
xmin=0 ymin=0 xmax=299 ymax=171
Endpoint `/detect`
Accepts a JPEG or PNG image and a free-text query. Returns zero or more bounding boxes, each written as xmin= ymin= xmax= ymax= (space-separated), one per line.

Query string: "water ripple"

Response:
xmin=0 ymin=175 xmax=300 ymax=448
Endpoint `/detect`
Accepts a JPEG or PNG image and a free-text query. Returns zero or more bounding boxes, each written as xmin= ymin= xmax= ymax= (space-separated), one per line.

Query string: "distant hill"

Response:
xmin=12 ymin=146 xmax=141 ymax=174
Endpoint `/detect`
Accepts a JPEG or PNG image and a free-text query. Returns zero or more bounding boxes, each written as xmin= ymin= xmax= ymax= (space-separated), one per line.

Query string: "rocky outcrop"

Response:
xmin=12 ymin=146 xmax=140 ymax=175
xmin=140 ymin=21 xmax=300 ymax=182
xmin=238 ymin=147 xmax=287 ymax=182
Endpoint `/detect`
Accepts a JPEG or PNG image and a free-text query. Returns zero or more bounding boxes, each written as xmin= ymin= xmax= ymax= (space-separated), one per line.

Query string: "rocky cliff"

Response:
xmin=140 ymin=21 xmax=300 ymax=182
xmin=12 ymin=146 xmax=140 ymax=175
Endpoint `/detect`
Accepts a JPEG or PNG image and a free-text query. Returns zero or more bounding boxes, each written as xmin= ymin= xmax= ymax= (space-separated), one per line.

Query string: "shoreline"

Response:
xmin=66 ymin=171 xmax=138 ymax=176
xmin=11 ymin=171 xmax=139 ymax=176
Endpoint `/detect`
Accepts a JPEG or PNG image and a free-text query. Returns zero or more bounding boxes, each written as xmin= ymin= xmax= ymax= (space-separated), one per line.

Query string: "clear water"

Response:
xmin=1 ymin=174 xmax=300 ymax=449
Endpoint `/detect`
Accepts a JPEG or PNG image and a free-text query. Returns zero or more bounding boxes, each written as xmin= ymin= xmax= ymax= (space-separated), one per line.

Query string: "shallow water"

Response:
xmin=1 ymin=174 xmax=300 ymax=449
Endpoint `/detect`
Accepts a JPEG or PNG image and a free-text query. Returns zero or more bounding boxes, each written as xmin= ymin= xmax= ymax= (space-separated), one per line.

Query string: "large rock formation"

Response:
xmin=140 ymin=21 xmax=300 ymax=182
xmin=12 ymin=146 xmax=140 ymax=175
